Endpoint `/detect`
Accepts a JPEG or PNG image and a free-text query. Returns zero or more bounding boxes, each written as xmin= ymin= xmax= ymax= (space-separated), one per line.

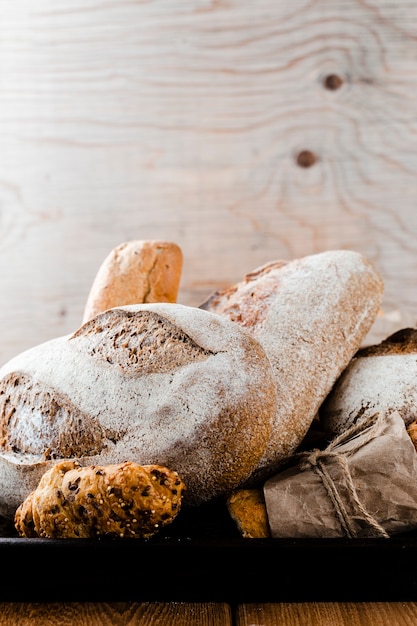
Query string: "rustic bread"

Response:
xmin=14 ymin=460 xmax=185 ymax=539
xmin=82 ymin=240 xmax=183 ymax=323
xmin=200 ymin=249 xmax=384 ymax=484
xmin=0 ymin=303 xmax=276 ymax=519
xmin=320 ymin=327 xmax=417 ymax=435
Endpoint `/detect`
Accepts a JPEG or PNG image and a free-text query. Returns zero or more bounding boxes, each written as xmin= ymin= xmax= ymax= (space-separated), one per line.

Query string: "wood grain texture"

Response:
xmin=0 ymin=602 xmax=232 ymax=625
xmin=235 ymin=602 xmax=417 ymax=626
xmin=1 ymin=0 xmax=417 ymax=363
xmin=1 ymin=602 xmax=417 ymax=625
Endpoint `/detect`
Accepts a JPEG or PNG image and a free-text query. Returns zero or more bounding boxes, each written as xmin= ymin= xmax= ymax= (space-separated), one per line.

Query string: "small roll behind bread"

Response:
xmin=82 ymin=240 xmax=183 ymax=323
xmin=226 ymin=489 xmax=270 ymax=538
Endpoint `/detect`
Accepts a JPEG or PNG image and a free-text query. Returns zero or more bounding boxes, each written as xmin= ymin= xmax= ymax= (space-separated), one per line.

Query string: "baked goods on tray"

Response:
xmin=1 ymin=243 xmax=399 ymax=541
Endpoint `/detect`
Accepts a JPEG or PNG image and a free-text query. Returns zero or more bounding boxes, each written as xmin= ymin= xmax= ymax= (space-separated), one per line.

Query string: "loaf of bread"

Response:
xmin=14 ymin=460 xmax=185 ymax=539
xmin=200 ymin=249 xmax=384 ymax=484
xmin=82 ymin=240 xmax=183 ymax=323
xmin=320 ymin=327 xmax=417 ymax=435
xmin=0 ymin=303 xmax=276 ymax=519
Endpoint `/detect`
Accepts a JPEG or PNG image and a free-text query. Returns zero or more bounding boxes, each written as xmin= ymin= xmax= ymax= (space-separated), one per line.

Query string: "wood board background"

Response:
xmin=1 ymin=0 xmax=417 ymax=365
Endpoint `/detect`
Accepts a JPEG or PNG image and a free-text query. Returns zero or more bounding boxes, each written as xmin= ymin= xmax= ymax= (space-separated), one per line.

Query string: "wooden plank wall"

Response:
xmin=1 ymin=0 xmax=417 ymax=365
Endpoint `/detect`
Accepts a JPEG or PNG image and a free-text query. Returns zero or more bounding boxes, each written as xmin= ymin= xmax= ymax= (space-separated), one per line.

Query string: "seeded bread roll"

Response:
xmin=14 ymin=460 xmax=185 ymax=539
xmin=0 ymin=303 xmax=276 ymax=519
xmin=82 ymin=240 xmax=183 ymax=323
xmin=320 ymin=328 xmax=417 ymax=435
xmin=200 ymin=250 xmax=384 ymax=484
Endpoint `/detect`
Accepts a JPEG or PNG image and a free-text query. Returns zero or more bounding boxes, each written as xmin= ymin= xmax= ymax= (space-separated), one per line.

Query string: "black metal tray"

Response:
xmin=2 ymin=500 xmax=417 ymax=603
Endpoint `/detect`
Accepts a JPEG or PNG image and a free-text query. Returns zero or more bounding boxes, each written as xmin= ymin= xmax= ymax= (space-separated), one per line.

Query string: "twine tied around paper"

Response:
xmin=295 ymin=413 xmax=390 ymax=539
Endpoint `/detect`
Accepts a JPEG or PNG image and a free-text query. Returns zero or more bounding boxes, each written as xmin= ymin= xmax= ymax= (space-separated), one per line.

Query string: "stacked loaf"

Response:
xmin=200 ymin=249 xmax=384 ymax=484
xmin=0 ymin=242 xmax=385 ymax=529
xmin=320 ymin=327 xmax=417 ymax=435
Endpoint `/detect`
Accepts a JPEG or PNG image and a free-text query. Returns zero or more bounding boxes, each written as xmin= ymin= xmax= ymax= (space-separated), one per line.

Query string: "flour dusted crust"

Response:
xmin=14 ymin=461 xmax=185 ymax=539
xmin=200 ymin=250 xmax=384 ymax=484
xmin=82 ymin=240 xmax=183 ymax=323
xmin=320 ymin=328 xmax=417 ymax=435
xmin=0 ymin=303 xmax=276 ymax=518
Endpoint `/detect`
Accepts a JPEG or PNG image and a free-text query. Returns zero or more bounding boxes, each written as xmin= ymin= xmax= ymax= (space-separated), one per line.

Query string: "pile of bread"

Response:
xmin=1 ymin=240 xmax=414 ymax=539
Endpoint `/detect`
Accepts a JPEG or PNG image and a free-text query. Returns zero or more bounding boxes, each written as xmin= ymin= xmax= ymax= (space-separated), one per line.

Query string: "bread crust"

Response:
xmin=200 ymin=250 xmax=384 ymax=484
xmin=82 ymin=240 xmax=183 ymax=323
xmin=0 ymin=303 xmax=276 ymax=518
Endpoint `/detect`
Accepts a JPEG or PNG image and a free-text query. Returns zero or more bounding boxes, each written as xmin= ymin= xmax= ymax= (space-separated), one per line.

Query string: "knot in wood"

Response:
xmin=323 ymin=74 xmax=344 ymax=90
xmin=296 ymin=150 xmax=317 ymax=168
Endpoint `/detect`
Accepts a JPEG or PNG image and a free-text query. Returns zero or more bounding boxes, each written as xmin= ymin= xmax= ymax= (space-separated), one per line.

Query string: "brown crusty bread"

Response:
xmin=320 ymin=327 xmax=417 ymax=435
xmin=82 ymin=240 xmax=183 ymax=323
xmin=0 ymin=302 xmax=277 ymax=519
xmin=226 ymin=489 xmax=270 ymax=538
xmin=14 ymin=460 xmax=185 ymax=539
xmin=200 ymin=249 xmax=384 ymax=485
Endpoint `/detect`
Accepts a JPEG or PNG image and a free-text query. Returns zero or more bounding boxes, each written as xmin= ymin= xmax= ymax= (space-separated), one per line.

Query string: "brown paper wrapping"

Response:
xmin=264 ymin=411 xmax=417 ymax=538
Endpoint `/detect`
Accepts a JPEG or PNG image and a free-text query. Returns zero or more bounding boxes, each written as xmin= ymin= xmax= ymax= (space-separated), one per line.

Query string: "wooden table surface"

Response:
xmin=1 ymin=602 xmax=417 ymax=625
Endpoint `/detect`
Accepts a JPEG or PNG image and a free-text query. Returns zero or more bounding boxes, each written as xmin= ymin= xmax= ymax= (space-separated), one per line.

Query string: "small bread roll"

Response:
xmin=14 ymin=461 xmax=185 ymax=539
xmin=226 ymin=489 xmax=270 ymax=538
xmin=407 ymin=421 xmax=417 ymax=452
xmin=82 ymin=240 xmax=183 ymax=323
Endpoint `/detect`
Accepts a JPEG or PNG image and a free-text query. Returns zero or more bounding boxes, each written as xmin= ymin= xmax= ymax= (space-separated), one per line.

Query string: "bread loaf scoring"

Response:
xmin=0 ymin=303 xmax=276 ymax=519
xmin=200 ymin=249 xmax=384 ymax=484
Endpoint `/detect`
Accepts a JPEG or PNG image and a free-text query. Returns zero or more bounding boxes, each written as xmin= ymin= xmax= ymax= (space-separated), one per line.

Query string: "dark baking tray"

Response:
xmin=1 ymin=500 xmax=417 ymax=603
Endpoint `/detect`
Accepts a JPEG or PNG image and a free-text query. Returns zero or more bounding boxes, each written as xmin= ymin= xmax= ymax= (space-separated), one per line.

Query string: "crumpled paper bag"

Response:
xmin=264 ymin=411 xmax=417 ymax=538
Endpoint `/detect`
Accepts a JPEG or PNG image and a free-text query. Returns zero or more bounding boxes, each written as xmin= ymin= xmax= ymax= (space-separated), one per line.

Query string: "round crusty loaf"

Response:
xmin=0 ymin=303 xmax=276 ymax=519
xmin=200 ymin=249 xmax=384 ymax=484
xmin=82 ymin=240 xmax=183 ymax=324
xmin=320 ymin=327 xmax=417 ymax=436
